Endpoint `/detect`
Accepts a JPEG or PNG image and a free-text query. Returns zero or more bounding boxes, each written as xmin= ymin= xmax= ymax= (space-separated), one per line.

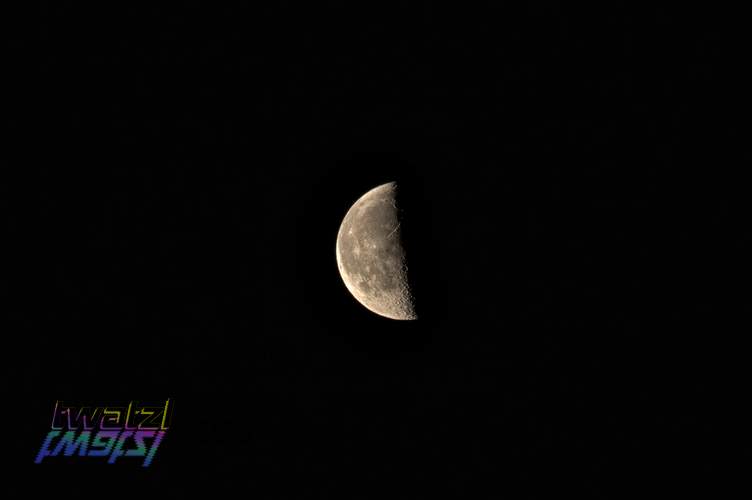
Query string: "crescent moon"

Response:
xmin=335 ymin=182 xmax=417 ymax=320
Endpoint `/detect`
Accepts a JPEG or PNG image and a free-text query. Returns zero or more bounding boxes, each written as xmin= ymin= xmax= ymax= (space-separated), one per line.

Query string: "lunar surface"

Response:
xmin=336 ymin=182 xmax=417 ymax=320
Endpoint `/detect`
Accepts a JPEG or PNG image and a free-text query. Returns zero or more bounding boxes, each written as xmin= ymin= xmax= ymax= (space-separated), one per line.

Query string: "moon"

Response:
xmin=336 ymin=182 xmax=417 ymax=320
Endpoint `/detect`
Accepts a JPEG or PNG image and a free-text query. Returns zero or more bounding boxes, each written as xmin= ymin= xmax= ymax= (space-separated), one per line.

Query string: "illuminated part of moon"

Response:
xmin=336 ymin=182 xmax=417 ymax=320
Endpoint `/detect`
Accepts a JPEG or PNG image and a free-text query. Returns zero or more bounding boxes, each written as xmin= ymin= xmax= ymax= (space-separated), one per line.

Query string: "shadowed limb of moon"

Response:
xmin=336 ymin=182 xmax=417 ymax=320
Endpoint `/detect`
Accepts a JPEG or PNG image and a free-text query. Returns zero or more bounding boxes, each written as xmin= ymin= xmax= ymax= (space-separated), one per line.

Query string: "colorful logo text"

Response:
xmin=35 ymin=400 xmax=171 ymax=467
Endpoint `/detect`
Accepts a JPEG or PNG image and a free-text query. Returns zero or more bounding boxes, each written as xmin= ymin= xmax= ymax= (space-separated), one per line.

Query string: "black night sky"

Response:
xmin=6 ymin=4 xmax=742 ymax=497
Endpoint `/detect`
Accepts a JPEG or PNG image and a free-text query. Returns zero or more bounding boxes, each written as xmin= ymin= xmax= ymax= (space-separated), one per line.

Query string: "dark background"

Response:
xmin=5 ymin=3 xmax=742 ymax=497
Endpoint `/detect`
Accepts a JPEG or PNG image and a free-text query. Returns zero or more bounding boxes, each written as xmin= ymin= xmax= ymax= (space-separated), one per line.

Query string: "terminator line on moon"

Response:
xmin=335 ymin=182 xmax=417 ymax=320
